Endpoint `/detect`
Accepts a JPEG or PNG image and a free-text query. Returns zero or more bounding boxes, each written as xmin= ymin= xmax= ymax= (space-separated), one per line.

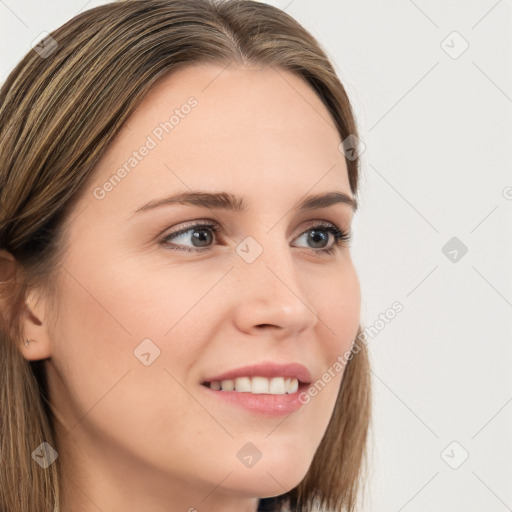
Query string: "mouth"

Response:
xmin=201 ymin=376 xmax=306 ymax=395
xmin=199 ymin=362 xmax=312 ymax=415
xmin=199 ymin=376 xmax=310 ymax=417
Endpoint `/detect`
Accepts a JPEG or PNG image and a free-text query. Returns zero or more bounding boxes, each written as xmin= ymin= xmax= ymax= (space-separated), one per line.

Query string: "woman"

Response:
xmin=0 ymin=1 xmax=371 ymax=511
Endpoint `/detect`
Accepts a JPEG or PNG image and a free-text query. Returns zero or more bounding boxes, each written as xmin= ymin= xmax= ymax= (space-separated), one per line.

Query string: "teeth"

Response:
xmin=234 ymin=377 xmax=251 ymax=392
xmin=288 ymin=378 xmax=298 ymax=393
xmin=210 ymin=381 xmax=221 ymax=391
xmin=269 ymin=377 xmax=285 ymax=394
xmin=251 ymin=376 xmax=269 ymax=393
xmin=220 ymin=379 xmax=234 ymax=391
xmin=208 ymin=376 xmax=300 ymax=394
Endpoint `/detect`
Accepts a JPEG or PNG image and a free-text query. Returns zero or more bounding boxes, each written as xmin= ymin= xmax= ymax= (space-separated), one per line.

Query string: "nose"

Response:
xmin=231 ymin=236 xmax=318 ymax=339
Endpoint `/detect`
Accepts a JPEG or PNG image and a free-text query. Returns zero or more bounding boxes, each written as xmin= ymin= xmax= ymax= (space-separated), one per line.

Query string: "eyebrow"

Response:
xmin=133 ymin=190 xmax=358 ymax=214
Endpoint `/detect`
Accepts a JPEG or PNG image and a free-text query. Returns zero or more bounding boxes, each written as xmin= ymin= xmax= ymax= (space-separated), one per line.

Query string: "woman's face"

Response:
xmin=32 ymin=63 xmax=361 ymax=510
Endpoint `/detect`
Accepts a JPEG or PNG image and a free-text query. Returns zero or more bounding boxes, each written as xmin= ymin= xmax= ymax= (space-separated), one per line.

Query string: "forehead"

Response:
xmin=82 ymin=63 xmax=350 ymax=213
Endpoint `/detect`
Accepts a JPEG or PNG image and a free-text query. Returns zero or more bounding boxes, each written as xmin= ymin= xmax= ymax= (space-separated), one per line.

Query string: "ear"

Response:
xmin=0 ymin=249 xmax=52 ymax=361
xmin=20 ymin=287 xmax=53 ymax=361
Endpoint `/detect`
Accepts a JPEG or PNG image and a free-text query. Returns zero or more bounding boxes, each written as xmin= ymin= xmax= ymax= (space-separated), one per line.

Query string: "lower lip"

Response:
xmin=199 ymin=383 xmax=309 ymax=417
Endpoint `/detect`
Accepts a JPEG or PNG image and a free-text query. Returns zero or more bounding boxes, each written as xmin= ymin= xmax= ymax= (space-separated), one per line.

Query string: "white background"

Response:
xmin=1 ymin=1 xmax=511 ymax=511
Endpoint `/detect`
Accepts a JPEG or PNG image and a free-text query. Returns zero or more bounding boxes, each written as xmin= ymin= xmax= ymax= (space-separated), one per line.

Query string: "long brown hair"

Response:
xmin=0 ymin=1 xmax=371 ymax=510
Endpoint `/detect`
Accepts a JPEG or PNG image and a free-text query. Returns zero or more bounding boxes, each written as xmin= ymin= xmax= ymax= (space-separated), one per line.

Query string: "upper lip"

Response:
xmin=202 ymin=362 xmax=312 ymax=385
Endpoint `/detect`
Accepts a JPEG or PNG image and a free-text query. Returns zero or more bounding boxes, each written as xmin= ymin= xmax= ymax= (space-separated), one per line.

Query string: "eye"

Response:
xmin=160 ymin=220 xmax=350 ymax=254
xmin=293 ymin=222 xmax=351 ymax=255
xmin=160 ymin=222 xmax=221 ymax=252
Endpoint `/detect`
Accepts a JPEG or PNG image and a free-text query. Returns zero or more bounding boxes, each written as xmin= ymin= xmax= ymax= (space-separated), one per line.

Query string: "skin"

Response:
xmin=19 ymin=63 xmax=361 ymax=512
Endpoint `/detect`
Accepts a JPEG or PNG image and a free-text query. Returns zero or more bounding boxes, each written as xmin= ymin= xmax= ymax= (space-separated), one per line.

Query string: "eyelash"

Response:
xmin=160 ymin=221 xmax=351 ymax=256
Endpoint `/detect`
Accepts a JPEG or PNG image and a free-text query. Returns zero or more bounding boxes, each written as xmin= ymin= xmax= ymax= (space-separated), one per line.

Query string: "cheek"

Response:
xmin=301 ymin=263 xmax=360 ymax=413
xmin=48 ymin=256 xmax=217 ymax=421
xmin=47 ymin=265 xmax=210 ymax=466
xmin=47 ymin=270 xmax=139 ymax=424
xmin=315 ymin=261 xmax=361 ymax=355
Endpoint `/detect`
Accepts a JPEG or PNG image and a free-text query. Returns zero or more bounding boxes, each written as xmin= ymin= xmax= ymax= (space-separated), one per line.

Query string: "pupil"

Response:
xmin=309 ymin=229 xmax=328 ymax=248
xmin=192 ymin=229 xmax=212 ymax=247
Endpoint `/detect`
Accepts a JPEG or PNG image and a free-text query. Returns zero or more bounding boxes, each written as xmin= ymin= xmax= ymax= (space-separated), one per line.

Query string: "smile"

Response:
xmin=202 ymin=376 xmax=299 ymax=395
